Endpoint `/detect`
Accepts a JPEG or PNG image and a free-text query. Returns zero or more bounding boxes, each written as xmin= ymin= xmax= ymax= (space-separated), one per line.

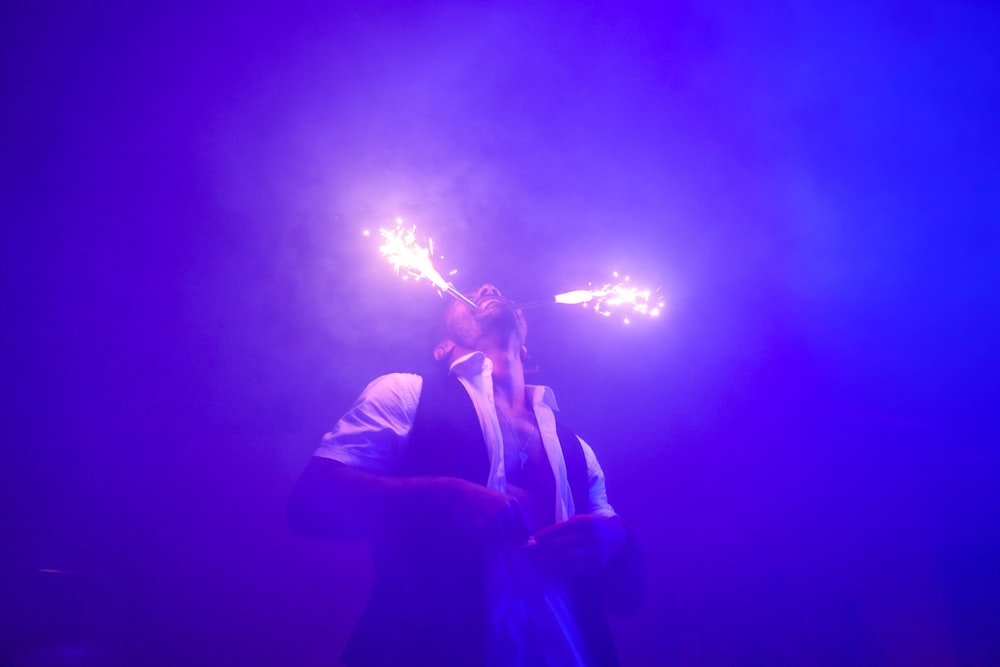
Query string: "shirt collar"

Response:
xmin=448 ymin=351 xmax=559 ymax=411
xmin=448 ymin=351 xmax=487 ymax=377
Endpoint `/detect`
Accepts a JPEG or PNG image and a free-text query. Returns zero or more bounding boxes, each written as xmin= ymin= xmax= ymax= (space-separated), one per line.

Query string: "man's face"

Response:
xmin=442 ymin=284 xmax=527 ymax=349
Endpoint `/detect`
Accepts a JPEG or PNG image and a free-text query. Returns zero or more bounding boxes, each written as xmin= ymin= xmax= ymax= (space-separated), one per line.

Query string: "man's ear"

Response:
xmin=433 ymin=339 xmax=455 ymax=362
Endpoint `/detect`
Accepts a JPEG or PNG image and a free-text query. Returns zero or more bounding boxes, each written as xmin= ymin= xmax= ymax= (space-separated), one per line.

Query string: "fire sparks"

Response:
xmin=374 ymin=218 xmax=478 ymax=309
xmin=553 ymin=273 xmax=664 ymax=323
xmin=372 ymin=219 xmax=661 ymax=323
xmin=377 ymin=218 xmax=450 ymax=290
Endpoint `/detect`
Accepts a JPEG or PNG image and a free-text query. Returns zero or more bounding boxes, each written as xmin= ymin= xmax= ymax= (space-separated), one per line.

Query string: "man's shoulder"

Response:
xmin=355 ymin=372 xmax=424 ymax=409
xmin=363 ymin=371 xmax=423 ymax=390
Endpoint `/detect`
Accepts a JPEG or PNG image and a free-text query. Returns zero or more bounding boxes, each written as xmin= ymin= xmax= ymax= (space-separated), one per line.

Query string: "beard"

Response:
xmin=447 ymin=299 xmax=527 ymax=349
xmin=478 ymin=299 xmax=520 ymax=329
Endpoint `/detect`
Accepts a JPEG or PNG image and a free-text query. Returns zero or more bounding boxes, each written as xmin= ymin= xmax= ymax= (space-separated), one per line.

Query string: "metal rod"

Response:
xmin=444 ymin=284 xmax=481 ymax=309
xmin=514 ymin=296 xmax=557 ymax=310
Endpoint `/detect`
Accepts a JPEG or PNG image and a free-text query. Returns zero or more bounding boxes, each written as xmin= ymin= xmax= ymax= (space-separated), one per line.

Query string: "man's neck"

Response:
xmin=483 ymin=335 xmax=532 ymax=417
xmin=489 ymin=348 xmax=526 ymax=411
xmin=452 ymin=337 xmax=528 ymax=413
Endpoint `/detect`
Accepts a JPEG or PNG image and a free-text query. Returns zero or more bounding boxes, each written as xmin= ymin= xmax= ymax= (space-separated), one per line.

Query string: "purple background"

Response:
xmin=3 ymin=2 xmax=998 ymax=665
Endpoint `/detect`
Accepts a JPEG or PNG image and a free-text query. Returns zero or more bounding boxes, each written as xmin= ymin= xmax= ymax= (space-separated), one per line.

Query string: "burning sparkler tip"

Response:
xmin=374 ymin=220 xmax=661 ymax=327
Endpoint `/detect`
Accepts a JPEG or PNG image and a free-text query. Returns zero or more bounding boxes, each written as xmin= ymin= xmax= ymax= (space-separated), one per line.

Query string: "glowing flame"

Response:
xmin=374 ymin=222 xmax=658 ymax=321
xmin=378 ymin=218 xmax=450 ymax=290
xmin=554 ymin=273 xmax=664 ymax=321
xmin=375 ymin=218 xmax=479 ymax=309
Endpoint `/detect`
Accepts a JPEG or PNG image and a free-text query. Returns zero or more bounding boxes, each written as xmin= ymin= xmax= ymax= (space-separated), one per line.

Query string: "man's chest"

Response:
xmin=500 ymin=413 xmax=556 ymax=532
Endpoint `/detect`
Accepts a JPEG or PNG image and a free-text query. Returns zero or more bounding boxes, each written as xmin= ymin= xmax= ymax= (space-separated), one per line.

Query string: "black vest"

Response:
xmin=342 ymin=373 xmax=617 ymax=667
xmin=405 ymin=372 xmax=591 ymax=514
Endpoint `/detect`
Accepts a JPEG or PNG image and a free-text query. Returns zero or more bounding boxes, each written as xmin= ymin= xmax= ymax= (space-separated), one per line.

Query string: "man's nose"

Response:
xmin=476 ymin=284 xmax=503 ymax=299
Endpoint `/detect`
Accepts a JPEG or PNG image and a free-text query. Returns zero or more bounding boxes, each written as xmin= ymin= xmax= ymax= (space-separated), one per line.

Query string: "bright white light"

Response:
xmin=551 ymin=274 xmax=663 ymax=323
xmin=377 ymin=220 xmax=449 ymax=290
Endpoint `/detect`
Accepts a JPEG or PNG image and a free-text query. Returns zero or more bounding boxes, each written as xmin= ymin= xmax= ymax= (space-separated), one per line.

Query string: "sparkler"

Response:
xmin=518 ymin=273 xmax=664 ymax=324
xmin=372 ymin=220 xmax=661 ymax=324
xmin=375 ymin=218 xmax=479 ymax=309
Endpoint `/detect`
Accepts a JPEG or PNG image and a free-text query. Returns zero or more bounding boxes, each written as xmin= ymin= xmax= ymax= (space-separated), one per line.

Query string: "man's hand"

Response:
xmin=400 ymin=476 xmax=530 ymax=550
xmin=288 ymin=457 xmax=528 ymax=548
xmin=528 ymin=514 xmax=628 ymax=576
xmin=527 ymin=514 xmax=645 ymax=614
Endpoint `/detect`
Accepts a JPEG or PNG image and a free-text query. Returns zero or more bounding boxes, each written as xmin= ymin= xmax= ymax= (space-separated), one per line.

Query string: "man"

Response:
xmin=289 ymin=284 xmax=644 ymax=666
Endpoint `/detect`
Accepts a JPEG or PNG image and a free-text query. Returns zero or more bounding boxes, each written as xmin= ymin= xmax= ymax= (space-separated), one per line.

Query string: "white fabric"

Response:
xmin=315 ymin=351 xmax=615 ymax=521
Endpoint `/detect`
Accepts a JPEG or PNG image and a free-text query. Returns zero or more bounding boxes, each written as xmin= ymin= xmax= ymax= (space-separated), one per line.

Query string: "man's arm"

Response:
xmin=530 ymin=514 xmax=645 ymax=616
xmin=527 ymin=435 xmax=645 ymax=615
xmin=288 ymin=456 xmax=531 ymax=548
